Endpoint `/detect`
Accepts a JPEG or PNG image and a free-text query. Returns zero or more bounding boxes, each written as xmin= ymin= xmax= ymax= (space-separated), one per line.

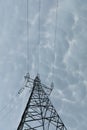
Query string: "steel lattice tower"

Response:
xmin=17 ymin=73 xmax=67 ymax=130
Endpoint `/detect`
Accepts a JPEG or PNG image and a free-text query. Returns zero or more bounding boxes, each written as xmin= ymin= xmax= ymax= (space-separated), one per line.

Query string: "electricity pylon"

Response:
xmin=17 ymin=73 xmax=67 ymax=130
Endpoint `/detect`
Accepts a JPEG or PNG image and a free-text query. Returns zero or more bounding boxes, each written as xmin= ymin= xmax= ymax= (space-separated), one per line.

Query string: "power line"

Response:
xmin=26 ymin=0 xmax=30 ymax=73
xmin=0 ymin=93 xmax=18 ymax=113
xmin=53 ymin=0 xmax=59 ymax=81
xmin=0 ymin=78 xmax=31 ymax=122
xmin=0 ymin=93 xmax=22 ymax=123
xmin=0 ymin=94 xmax=19 ymax=121
xmin=0 ymin=86 xmax=26 ymax=116
xmin=54 ymin=0 xmax=59 ymax=44
xmin=0 ymin=0 xmax=31 ymax=123
xmin=38 ymin=0 xmax=41 ymax=74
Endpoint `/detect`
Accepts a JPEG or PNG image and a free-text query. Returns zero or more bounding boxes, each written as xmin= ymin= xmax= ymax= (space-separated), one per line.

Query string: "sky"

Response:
xmin=0 ymin=0 xmax=87 ymax=130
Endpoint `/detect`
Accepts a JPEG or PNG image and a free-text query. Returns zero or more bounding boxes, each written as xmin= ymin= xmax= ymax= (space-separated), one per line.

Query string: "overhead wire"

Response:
xmin=0 ymin=0 xmax=59 ymax=115
xmin=0 ymin=0 xmax=31 ymax=124
xmin=0 ymin=78 xmax=32 ymax=122
xmin=0 ymin=0 xmax=59 ymax=125
xmin=0 ymin=86 xmax=29 ymax=123
xmin=0 ymin=0 xmax=31 ymax=119
xmin=0 ymin=93 xmax=19 ymax=121
xmin=0 ymin=0 xmax=30 ymax=122
xmin=26 ymin=0 xmax=30 ymax=73
xmin=0 ymin=85 xmax=26 ymax=117
xmin=38 ymin=0 xmax=41 ymax=74
xmin=53 ymin=0 xmax=59 ymax=81
xmin=0 ymin=104 xmax=17 ymax=123
xmin=0 ymin=93 xmax=24 ymax=123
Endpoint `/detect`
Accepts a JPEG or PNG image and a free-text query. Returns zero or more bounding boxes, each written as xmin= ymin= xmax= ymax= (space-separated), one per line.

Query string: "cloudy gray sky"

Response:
xmin=0 ymin=0 xmax=87 ymax=130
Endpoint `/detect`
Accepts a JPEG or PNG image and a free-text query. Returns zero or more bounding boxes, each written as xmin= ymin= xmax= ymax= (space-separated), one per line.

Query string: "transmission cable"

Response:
xmin=26 ymin=0 xmax=30 ymax=73
xmin=0 ymin=93 xmax=21 ymax=122
xmin=0 ymin=93 xmax=18 ymax=120
xmin=38 ymin=0 xmax=41 ymax=74
xmin=0 ymin=0 xmax=31 ymax=123
xmin=0 ymin=79 xmax=32 ymax=121
xmin=53 ymin=0 xmax=59 ymax=81
xmin=0 ymin=85 xmax=26 ymax=116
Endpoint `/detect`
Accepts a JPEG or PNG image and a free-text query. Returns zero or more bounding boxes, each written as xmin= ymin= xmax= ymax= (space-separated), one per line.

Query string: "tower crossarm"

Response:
xmin=24 ymin=73 xmax=54 ymax=96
